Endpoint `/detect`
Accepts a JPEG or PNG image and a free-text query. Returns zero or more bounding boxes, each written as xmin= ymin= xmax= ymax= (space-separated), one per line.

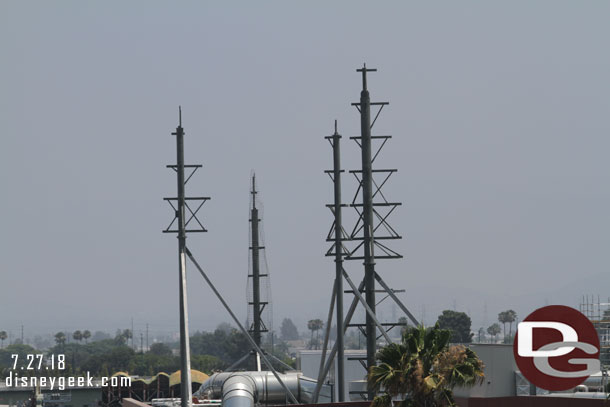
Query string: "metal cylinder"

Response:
xmin=222 ymin=374 xmax=256 ymax=407
xmin=358 ymin=68 xmax=377 ymax=400
xmin=195 ymin=371 xmax=319 ymax=407
xmin=173 ymin=110 xmax=193 ymax=407
xmin=332 ymin=122 xmax=346 ymax=401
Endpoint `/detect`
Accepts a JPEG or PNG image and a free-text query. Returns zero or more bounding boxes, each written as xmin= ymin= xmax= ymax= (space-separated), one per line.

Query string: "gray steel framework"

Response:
xmin=348 ymin=66 xmax=408 ymax=399
xmin=163 ymin=109 xmax=296 ymax=404
xmin=163 ymin=108 xmax=210 ymax=407
xmin=248 ymin=174 xmax=268 ymax=347
xmin=355 ymin=65 xmax=379 ymax=399
xmin=315 ymin=66 xmax=420 ymax=402
xmin=238 ymin=175 xmax=278 ymax=372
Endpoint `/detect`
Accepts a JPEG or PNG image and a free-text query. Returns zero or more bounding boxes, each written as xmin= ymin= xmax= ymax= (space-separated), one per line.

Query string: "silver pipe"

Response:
xmin=223 ymin=374 xmax=256 ymax=407
xmin=195 ymin=371 xmax=323 ymax=407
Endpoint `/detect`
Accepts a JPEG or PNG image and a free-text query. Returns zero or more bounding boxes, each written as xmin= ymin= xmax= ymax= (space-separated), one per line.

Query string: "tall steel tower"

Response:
xmin=247 ymin=174 xmax=271 ymax=350
xmin=325 ymin=120 xmax=347 ymax=401
xmin=356 ymin=65 xmax=379 ymax=383
xmin=347 ymin=65 xmax=407 ymax=398
xmin=161 ymin=114 xmax=296 ymax=403
xmin=163 ymin=108 xmax=210 ymax=407
xmin=314 ymin=66 xmax=420 ymax=403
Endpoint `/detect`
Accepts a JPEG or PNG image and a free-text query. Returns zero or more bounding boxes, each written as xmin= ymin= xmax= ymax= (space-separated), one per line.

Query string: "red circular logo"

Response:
xmin=514 ymin=305 xmax=600 ymax=391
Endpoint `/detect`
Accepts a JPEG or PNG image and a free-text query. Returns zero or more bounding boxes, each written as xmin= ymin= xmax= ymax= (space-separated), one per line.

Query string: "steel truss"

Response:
xmin=314 ymin=66 xmax=419 ymax=402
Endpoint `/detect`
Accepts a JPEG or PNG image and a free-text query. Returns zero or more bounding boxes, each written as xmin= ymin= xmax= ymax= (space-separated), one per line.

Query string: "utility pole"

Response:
xmin=357 ymin=65 xmax=378 ymax=399
xmin=325 ymin=120 xmax=346 ymax=401
xmin=131 ymin=318 xmax=135 ymax=349
xmin=343 ymin=65 xmax=415 ymax=399
xmin=164 ymin=107 xmax=210 ymax=407
xmin=146 ymin=323 xmax=149 ymax=352
xmin=174 ymin=108 xmax=192 ymax=407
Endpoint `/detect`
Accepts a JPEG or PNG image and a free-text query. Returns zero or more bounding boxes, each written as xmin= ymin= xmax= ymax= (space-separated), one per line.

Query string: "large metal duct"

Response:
xmin=195 ymin=371 xmax=329 ymax=407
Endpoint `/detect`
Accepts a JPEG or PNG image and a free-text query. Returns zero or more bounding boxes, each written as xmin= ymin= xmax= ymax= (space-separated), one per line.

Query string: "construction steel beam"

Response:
xmin=312 ymin=279 xmax=364 ymax=403
xmin=314 ymin=278 xmax=337 ymax=401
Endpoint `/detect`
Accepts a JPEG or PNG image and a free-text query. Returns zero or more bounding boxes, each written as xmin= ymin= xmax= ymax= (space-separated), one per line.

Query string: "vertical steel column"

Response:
xmin=357 ymin=65 xmax=377 ymax=399
xmin=173 ymin=107 xmax=192 ymax=407
xmin=331 ymin=121 xmax=345 ymax=401
xmin=250 ymin=175 xmax=262 ymax=347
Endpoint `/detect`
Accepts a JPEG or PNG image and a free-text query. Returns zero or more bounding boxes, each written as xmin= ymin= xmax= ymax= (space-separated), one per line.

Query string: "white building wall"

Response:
xmin=299 ymin=344 xmax=517 ymax=400
xmin=453 ymin=343 xmax=516 ymax=398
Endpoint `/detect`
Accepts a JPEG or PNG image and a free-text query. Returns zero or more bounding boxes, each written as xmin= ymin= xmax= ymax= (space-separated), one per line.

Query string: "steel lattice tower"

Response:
xmin=346 ymin=65 xmax=408 ymax=398
xmin=315 ymin=66 xmax=420 ymax=402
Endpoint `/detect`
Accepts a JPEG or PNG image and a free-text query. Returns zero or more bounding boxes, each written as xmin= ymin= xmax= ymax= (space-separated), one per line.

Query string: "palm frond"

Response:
xmin=369 ymin=324 xmax=484 ymax=407
xmin=371 ymin=393 xmax=393 ymax=407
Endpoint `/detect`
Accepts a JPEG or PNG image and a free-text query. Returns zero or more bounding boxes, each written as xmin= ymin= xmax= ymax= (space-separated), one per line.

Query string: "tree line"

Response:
xmin=0 ymin=324 xmax=294 ymax=378
xmin=297 ymin=307 xmax=519 ymax=348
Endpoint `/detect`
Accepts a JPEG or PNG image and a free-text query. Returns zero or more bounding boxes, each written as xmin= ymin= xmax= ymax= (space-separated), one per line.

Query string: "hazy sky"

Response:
xmin=1 ymin=2 xmax=609 ymax=340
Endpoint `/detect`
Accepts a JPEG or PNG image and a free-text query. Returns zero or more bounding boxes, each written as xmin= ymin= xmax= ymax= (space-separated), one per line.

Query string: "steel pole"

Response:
xmin=251 ymin=175 xmax=261 ymax=348
xmin=342 ymin=268 xmax=391 ymax=344
xmin=332 ymin=121 xmax=345 ymax=401
xmin=173 ymin=108 xmax=192 ymax=407
xmin=313 ymin=279 xmax=336 ymax=403
xmin=312 ymin=279 xmax=365 ymax=402
xmin=358 ymin=66 xmax=377 ymax=400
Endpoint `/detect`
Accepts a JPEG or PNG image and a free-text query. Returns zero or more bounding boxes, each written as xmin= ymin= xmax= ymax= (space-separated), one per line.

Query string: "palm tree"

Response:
xmin=505 ymin=310 xmax=517 ymax=337
xmin=307 ymin=319 xmax=324 ymax=350
xmin=486 ymin=323 xmax=501 ymax=343
xmin=477 ymin=327 xmax=484 ymax=343
xmin=313 ymin=319 xmax=324 ymax=349
xmin=123 ymin=329 xmax=132 ymax=344
xmin=55 ymin=332 xmax=66 ymax=352
xmin=71 ymin=330 xmax=83 ymax=373
xmin=307 ymin=320 xmax=316 ymax=349
xmin=369 ymin=324 xmax=484 ymax=407
xmin=83 ymin=330 xmax=91 ymax=344
xmin=0 ymin=331 xmax=6 ymax=348
xmin=497 ymin=311 xmax=509 ymax=339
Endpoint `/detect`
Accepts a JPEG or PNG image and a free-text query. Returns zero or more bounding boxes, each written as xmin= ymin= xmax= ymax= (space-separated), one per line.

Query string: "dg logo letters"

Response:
xmin=513 ymin=305 xmax=600 ymax=391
